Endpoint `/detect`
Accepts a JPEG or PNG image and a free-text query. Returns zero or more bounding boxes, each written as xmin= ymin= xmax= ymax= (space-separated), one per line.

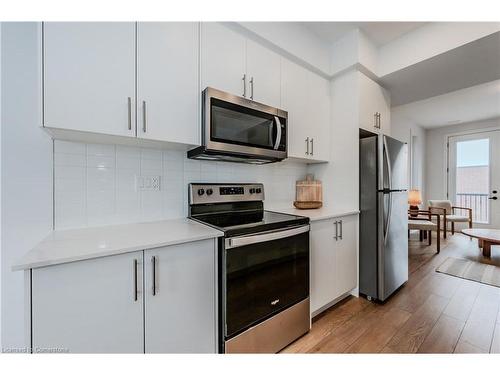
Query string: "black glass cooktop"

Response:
xmin=191 ymin=210 xmax=309 ymax=237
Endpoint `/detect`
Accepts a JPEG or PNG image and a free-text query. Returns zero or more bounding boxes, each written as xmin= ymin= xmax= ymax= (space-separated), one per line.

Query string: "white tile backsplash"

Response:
xmin=54 ymin=140 xmax=308 ymax=229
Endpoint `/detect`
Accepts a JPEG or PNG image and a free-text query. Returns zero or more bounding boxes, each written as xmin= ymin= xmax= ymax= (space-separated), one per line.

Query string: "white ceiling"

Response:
xmin=380 ymin=31 xmax=500 ymax=106
xmin=392 ymin=80 xmax=500 ymax=129
xmin=302 ymin=22 xmax=428 ymax=46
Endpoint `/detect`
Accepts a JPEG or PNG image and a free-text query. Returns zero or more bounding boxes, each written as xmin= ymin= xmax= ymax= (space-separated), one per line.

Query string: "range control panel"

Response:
xmin=220 ymin=186 xmax=244 ymax=195
xmin=189 ymin=183 xmax=264 ymax=205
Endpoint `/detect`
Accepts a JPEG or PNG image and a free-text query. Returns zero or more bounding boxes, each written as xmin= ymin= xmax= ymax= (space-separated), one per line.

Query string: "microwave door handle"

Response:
xmin=273 ymin=116 xmax=282 ymax=150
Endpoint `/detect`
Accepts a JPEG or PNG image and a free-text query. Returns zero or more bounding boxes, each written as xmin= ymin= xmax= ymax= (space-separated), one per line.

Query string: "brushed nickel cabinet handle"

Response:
xmin=133 ymin=259 xmax=138 ymax=301
xmin=127 ymin=97 xmax=132 ymax=130
xmin=250 ymin=77 xmax=254 ymax=100
xmin=151 ymin=256 xmax=157 ymax=296
xmin=242 ymin=74 xmax=247 ymax=97
xmin=305 ymin=137 xmax=310 ymax=155
xmin=374 ymin=112 xmax=381 ymax=129
xmin=339 ymin=220 xmax=343 ymax=240
xmin=142 ymin=101 xmax=147 ymax=133
xmin=310 ymin=138 xmax=314 ymax=156
xmin=334 ymin=220 xmax=338 ymax=241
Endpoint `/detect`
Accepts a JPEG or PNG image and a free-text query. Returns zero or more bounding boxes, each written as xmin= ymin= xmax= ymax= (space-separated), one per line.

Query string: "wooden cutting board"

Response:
xmin=294 ymin=174 xmax=322 ymax=209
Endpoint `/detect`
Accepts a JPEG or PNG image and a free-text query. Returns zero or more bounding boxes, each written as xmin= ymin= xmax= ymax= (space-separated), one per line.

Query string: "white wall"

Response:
xmin=1 ymin=23 xmax=53 ymax=349
xmin=328 ymin=22 xmax=500 ymax=81
xmin=54 ymin=140 xmax=307 ymax=229
xmin=0 ymin=21 xmax=3 ymax=345
xmin=378 ymin=22 xmax=500 ymax=76
xmin=391 ymin=109 xmax=427 ymax=204
xmin=425 ymin=117 xmax=500 ymax=203
xmin=308 ymin=70 xmax=360 ymax=212
xmin=330 ymin=29 xmax=378 ymax=77
xmin=236 ymin=22 xmax=331 ymax=76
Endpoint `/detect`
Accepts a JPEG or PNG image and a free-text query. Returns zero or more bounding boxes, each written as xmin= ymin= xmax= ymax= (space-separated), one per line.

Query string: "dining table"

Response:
xmin=462 ymin=228 xmax=500 ymax=257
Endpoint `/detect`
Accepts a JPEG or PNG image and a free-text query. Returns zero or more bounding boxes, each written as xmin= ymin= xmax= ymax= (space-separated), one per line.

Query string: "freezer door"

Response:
xmin=378 ymin=190 xmax=408 ymax=301
xmin=379 ymin=135 xmax=408 ymax=191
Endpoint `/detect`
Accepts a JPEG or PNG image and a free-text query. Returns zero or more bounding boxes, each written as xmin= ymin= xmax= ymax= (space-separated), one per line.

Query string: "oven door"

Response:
xmin=223 ymin=225 xmax=309 ymax=339
xmin=204 ymin=87 xmax=287 ymax=160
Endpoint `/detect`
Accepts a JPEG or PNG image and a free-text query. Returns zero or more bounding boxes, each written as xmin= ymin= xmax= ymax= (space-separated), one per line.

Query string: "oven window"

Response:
xmin=211 ymin=98 xmax=277 ymax=149
xmin=225 ymin=231 xmax=309 ymax=338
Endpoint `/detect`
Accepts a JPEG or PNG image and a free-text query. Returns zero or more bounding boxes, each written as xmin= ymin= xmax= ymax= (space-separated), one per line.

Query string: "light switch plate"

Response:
xmin=136 ymin=175 xmax=161 ymax=191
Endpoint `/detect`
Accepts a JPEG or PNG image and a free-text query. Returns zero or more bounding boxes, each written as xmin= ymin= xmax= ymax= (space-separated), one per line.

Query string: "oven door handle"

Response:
xmin=273 ymin=116 xmax=282 ymax=150
xmin=225 ymin=225 xmax=309 ymax=249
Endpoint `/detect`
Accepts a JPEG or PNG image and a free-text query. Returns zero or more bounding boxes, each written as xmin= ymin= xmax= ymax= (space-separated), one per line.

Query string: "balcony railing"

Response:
xmin=455 ymin=193 xmax=489 ymax=223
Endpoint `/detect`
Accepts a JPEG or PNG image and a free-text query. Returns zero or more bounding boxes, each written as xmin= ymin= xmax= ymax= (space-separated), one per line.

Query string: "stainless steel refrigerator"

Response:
xmin=359 ymin=134 xmax=408 ymax=301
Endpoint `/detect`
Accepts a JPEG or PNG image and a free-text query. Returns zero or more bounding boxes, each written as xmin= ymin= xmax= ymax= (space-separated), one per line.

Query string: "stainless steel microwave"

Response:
xmin=187 ymin=87 xmax=287 ymax=164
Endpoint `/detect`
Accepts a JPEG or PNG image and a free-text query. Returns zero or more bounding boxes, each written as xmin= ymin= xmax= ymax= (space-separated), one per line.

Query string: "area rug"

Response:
xmin=436 ymin=257 xmax=500 ymax=288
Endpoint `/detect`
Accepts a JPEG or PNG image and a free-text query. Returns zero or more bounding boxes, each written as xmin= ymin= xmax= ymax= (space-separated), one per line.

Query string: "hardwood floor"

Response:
xmin=281 ymin=232 xmax=500 ymax=353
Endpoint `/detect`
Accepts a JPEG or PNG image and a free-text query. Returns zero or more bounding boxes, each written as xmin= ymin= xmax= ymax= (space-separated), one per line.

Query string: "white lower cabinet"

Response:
xmin=32 ymin=251 xmax=144 ymax=353
xmin=144 ymin=240 xmax=216 ymax=353
xmin=310 ymin=214 xmax=358 ymax=316
xmin=31 ymin=239 xmax=217 ymax=353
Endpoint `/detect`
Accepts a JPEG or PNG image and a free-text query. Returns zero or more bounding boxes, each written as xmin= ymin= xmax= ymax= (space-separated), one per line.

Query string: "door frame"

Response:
xmin=445 ymin=126 xmax=500 ymax=225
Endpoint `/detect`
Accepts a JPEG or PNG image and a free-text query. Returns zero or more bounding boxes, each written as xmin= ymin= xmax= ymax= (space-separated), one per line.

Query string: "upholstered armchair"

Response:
xmin=428 ymin=200 xmax=473 ymax=238
xmin=408 ymin=210 xmax=441 ymax=253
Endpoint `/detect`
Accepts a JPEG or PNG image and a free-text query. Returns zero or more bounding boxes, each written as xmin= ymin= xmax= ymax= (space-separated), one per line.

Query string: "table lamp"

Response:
xmin=408 ymin=189 xmax=422 ymax=217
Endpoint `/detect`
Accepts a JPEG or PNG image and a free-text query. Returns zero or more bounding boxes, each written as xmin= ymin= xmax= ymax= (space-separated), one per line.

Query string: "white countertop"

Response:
xmin=13 ymin=218 xmax=223 ymax=271
xmin=266 ymin=205 xmax=359 ymax=222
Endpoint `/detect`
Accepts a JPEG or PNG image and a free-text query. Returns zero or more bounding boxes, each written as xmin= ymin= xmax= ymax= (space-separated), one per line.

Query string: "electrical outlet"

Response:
xmin=136 ymin=175 xmax=161 ymax=191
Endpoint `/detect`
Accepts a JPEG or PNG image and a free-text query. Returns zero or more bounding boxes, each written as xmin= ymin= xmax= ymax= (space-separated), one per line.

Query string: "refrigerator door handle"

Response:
xmin=384 ymin=193 xmax=393 ymax=245
xmin=383 ymin=136 xmax=392 ymax=191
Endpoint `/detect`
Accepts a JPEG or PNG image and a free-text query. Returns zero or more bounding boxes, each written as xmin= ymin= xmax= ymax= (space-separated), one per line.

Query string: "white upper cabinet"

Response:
xmin=281 ymin=59 xmax=309 ymax=159
xmin=282 ymin=59 xmax=330 ymax=163
xmin=245 ymin=39 xmax=281 ymax=108
xmin=43 ymin=22 xmax=136 ymax=137
xmin=137 ymin=22 xmax=200 ymax=146
xmin=358 ymin=72 xmax=391 ymax=135
xmin=308 ymin=72 xmax=331 ymax=162
xmin=201 ymin=23 xmax=247 ymax=97
xmin=201 ymin=23 xmax=282 ymax=107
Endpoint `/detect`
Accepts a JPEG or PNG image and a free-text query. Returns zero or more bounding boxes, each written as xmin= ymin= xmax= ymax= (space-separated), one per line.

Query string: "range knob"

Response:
xmin=206 ymin=188 xmax=213 ymax=196
xmin=256 ymin=188 xmax=262 ymax=194
xmin=197 ymin=188 xmax=205 ymax=196
xmin=249 ymin=188 xmax=256 ymax=194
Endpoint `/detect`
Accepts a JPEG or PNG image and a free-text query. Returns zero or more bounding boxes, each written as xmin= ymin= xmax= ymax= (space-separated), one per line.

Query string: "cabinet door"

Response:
xmin=377 ymin=86 xmax=391 ymax=135
xmin=281 ymin=59 xmax=310 ymax=159
xmin=32 ymin=251 xmax=144 ymax=353
xmin=334 ymin=215 xmax=358 ymax=298
xmin=144 ymin=239 xmax=216 ymax=353
xmin=201 ymin=22 xmax=246 ymax=97
xmin=358 ymin=72 xmax=391 ymax=135
xmin=308 ymin=73 xmax=330 ymax=162
xmin=310 ymin=219 xmax=337 ymax=314
xmin=246 ymin=39 xmax=281 ymax=108
xmin=137 ymin=22 xmax=200 ymax=145
xmin=43 ymin=22 xmax=136 ymax=137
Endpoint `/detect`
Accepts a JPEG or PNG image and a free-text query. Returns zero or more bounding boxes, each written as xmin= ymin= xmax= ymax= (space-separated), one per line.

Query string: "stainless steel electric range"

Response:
xmin=188 ymin=183 xmax=310 ymax=353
